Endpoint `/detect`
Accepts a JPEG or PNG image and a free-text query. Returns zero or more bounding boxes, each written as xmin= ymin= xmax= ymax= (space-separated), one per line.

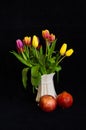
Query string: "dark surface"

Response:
xmin=0 ymin=1 xmax=86 ymax=129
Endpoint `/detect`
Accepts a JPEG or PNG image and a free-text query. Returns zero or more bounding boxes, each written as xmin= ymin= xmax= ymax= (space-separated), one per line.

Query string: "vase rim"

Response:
xmin=41 ymin=73 xmax=55 ymax=78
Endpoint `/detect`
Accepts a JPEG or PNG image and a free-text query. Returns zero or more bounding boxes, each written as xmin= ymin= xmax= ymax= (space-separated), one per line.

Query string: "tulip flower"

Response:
xmin=32 ymin=35 xmax=39 ymax=48
xmin=16 ymin=39 xmax=28 ymax=60
xmin=42 ymin=29 xmax=50 ymax=39
xmin=60 ymin=43 xmax=67 ymax=56
xmin=23 ymin=36 xmax=31 ymax=46
xmin=16 ymin=39 xmax=24 ymax=53
xmin=65 ymin=49 xmax=74 ymax=57
xmin=11 ymin=29 xmax=74 ymax=92
xmin=48 ymin=34 xmax=55 ymax=42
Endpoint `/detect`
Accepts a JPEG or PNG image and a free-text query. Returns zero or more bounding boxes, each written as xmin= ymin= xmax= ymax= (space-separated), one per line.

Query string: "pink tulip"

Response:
xmin=16 ymin=39 xmax=24 ymax=52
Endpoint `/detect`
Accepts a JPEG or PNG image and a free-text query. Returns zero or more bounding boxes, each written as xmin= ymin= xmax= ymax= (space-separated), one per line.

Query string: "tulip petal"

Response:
xmin=60 ymin=43 xmax=67 ymax=56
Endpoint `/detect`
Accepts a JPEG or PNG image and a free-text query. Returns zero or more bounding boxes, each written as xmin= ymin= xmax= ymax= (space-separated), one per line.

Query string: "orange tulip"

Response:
xmin=23 ymin=36 xmax=31 ymax=46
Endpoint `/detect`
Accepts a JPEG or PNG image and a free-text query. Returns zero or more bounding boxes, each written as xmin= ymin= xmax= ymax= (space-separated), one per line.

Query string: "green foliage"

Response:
xmin=31 ymin=66 xmax=41 ymax=87
xmin=10 ymin=30 xmax=72 ymax=92
xmin=10 ymin=39 xmax=62 ymax=91
xmin=10 ymin=51 xmax=32 ymax=67
xmin=22 ymin=68 xmax=29 ymax=89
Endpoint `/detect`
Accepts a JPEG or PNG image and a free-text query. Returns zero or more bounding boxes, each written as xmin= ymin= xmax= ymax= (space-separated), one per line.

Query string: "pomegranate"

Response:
xmin=39 ymin=95 xmax=57 ymax=112
xmin=56 ymin=91 xmax=73 ymax=109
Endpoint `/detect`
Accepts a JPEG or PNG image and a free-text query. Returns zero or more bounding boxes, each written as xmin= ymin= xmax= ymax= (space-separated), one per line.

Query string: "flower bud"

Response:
xmin=32 ymin=35 xmax=39 ymax=48
xmin=60 ymin=43 xmax=67 ymax=56
xmin=23 ymin=36 xmax=31 ymax=46
xmin=65 ymin=49 xmax=74 ymax=56
xmin=42 ymin=29 xmax=50 ymax=39
xmin=49 ymin=34 xmax=55 ymax=42
xmin=16 ymin=39 xmax=24 ymax=52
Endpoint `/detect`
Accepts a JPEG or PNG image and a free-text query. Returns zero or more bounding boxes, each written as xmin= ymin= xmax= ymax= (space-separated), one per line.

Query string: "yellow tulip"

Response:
xmin=32 ymin=35 xmax=39 ymax=48
xmin=60 ymin=43 xmax=67 ymax=56
xmin=65 ymin=49 xmax=74 ymax=56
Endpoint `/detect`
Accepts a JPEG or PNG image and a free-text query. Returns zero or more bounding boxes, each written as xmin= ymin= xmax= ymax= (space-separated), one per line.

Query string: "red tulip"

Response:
xmin=42 ymin=29 xmax=50 ymax=39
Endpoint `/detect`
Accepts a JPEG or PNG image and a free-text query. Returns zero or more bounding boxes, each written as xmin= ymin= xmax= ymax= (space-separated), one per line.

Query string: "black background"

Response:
xmin=0 ymin=1 xmax=86 ymax=129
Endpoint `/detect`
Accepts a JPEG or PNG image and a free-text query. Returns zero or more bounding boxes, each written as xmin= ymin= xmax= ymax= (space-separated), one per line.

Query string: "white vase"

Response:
xmin=36 ymin=73 xmax=57 ymax=102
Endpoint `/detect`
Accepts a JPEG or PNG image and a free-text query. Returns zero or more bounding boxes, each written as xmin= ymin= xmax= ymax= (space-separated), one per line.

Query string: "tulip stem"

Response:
xmin=57 ymin=55 xmax=66 ymax=65
xmin=35 ymin=48 xmax=38 ymax=59
xmin=22 ymin=52 xmax=27 ymax=60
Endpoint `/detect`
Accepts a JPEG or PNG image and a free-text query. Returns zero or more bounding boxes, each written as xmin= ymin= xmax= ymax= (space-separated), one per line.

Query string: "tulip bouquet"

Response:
xmin=10 ymin=29 xmax=74 ymax=92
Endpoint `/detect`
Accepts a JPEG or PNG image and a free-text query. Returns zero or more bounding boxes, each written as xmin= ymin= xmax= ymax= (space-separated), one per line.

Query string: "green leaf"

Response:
xmin=48 ymin=64 xmax=62 ymax=73
xmin=55 ymin=65 xmax=62 ymax=72
xmin=10 ymin=51 xmax=32 ymax=67
xmin=39 ymin=46 xmax=43 ymax=55
xmin=22 ymin=68 xmax=29 ymax=89
xmin=31 ymin=65 xmax=39 ymax=78
xmin=31 ymin=74 xmax=41 ymax=89
xmin=48 ymin=39 xmax=57 ymax=57
xmin=24 ymin=46 xmax=29 ymax=59
xmin=31 ymin=65 xmax=41 ymax=87
xmin=48 ymin=57 xmax=56 ymax=63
